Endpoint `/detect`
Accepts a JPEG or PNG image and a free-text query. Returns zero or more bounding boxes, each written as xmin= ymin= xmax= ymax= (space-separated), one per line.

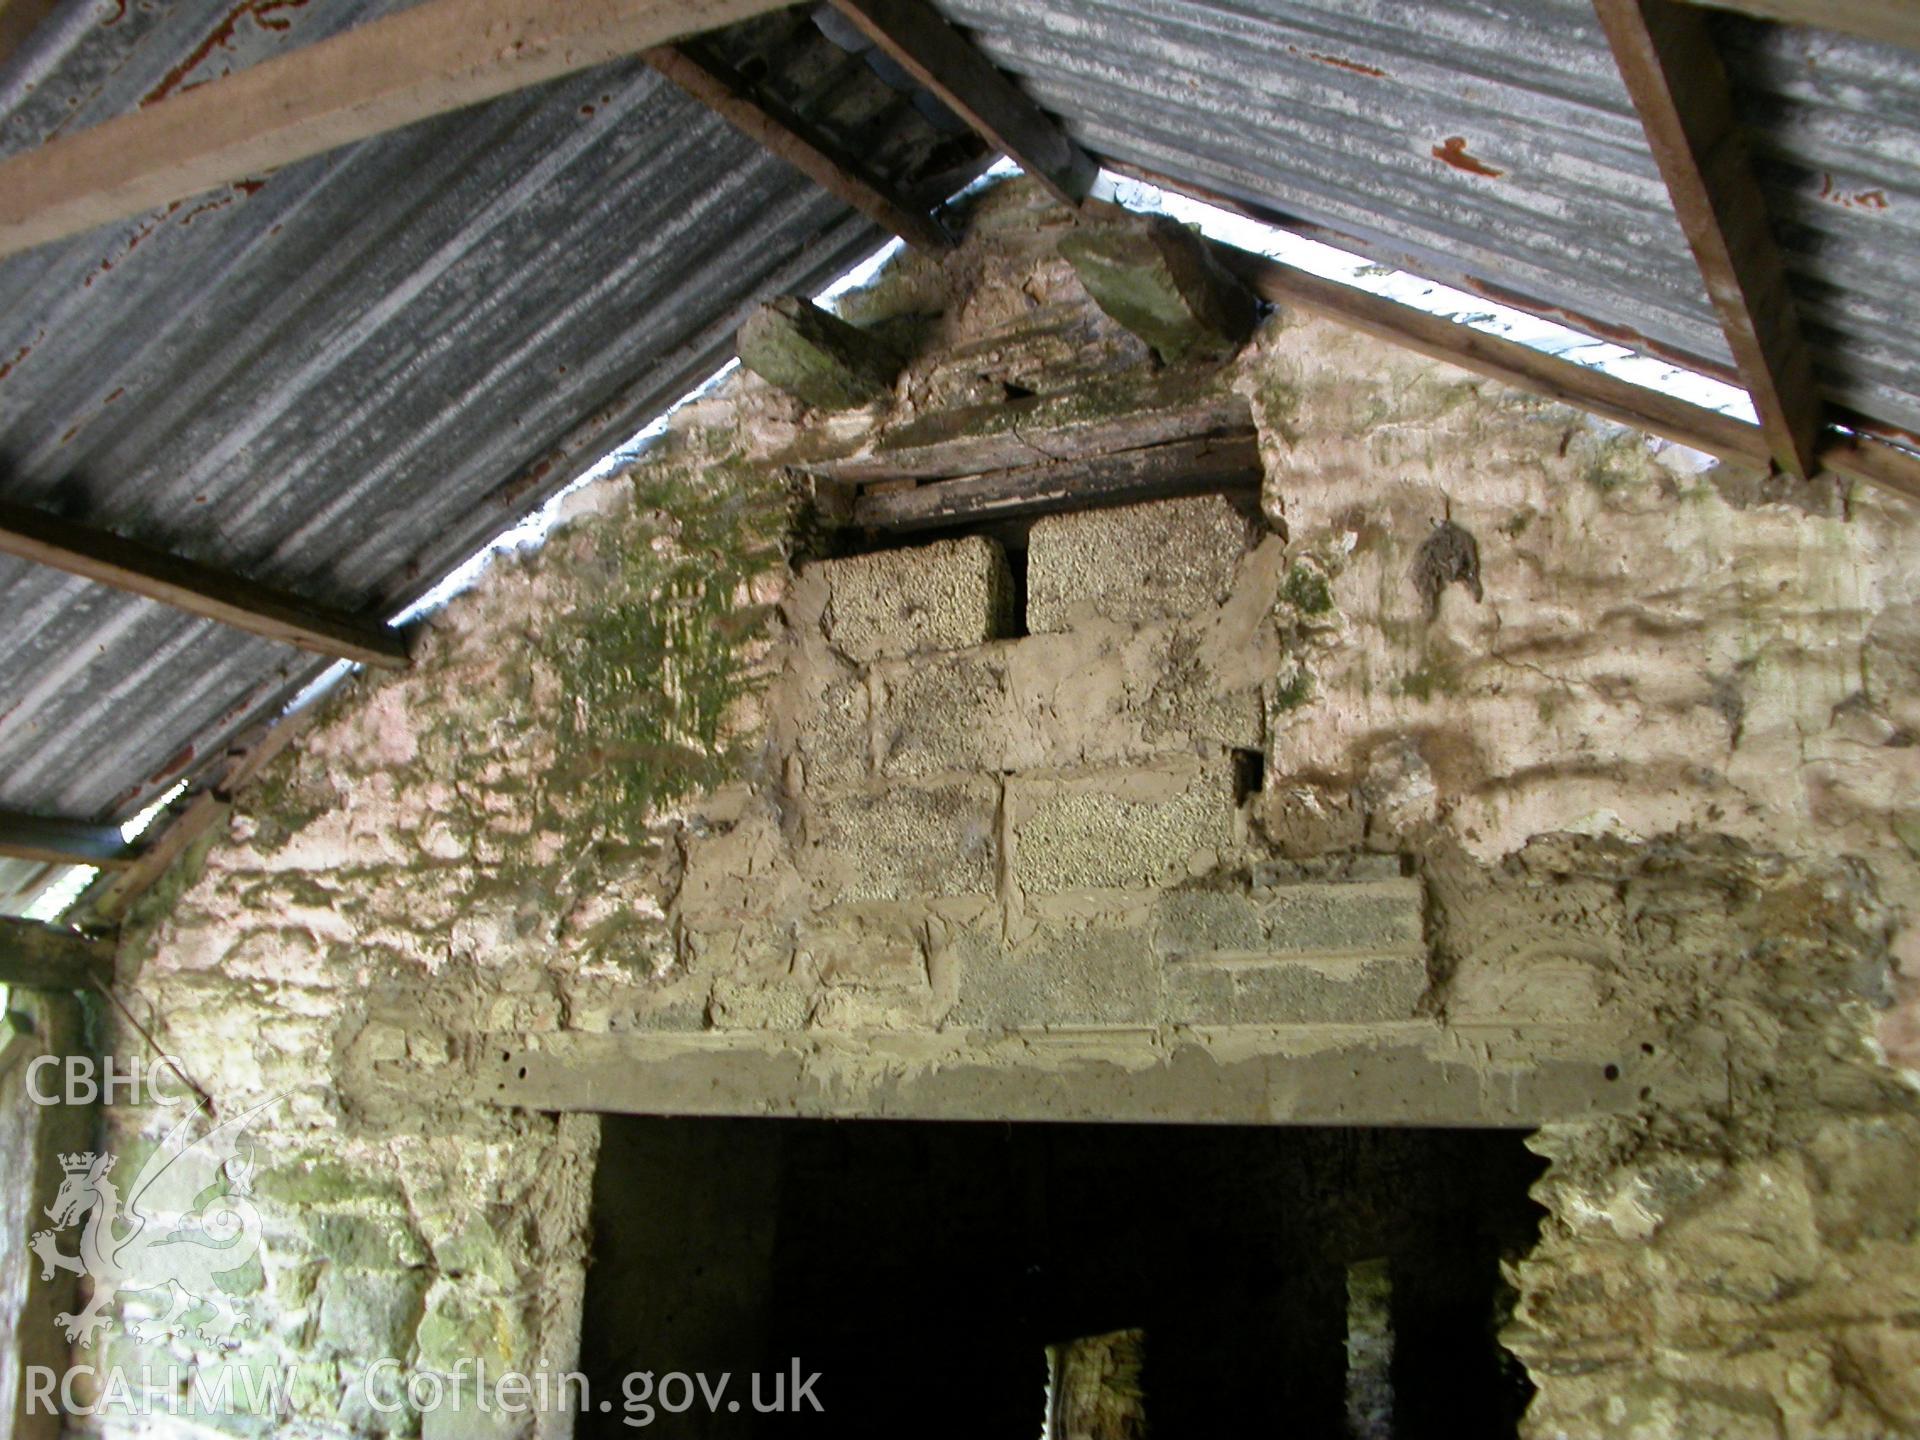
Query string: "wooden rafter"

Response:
xmin=827 ymin=0 xmax=1095 ymax=208
xmin=644 ymin=43 xmax=953 ymax=253
xmin=0 ymin=501 xmax=410 ymax=669
xmin=0 ymin=0 xmax=793 ymax=259
xmin=0 ymin=810 xmax=134 ymax=870
xmin=0 ymin=916 xmax=112 ymax=991
xmin=1676 ymin=0 xmax=1920 ymax=52
xmin=1596 ymin=0 xmax=1825 ymax=479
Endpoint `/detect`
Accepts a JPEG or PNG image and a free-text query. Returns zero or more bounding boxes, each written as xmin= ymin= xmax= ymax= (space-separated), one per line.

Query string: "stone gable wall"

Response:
xmin=75 ymin=179 xmax=1920 ymax=1439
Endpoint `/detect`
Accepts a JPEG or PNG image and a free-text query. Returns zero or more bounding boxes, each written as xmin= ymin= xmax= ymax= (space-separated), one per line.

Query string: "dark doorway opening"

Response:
xmin=579 ymin=1119 xmax=1544 ymax=1439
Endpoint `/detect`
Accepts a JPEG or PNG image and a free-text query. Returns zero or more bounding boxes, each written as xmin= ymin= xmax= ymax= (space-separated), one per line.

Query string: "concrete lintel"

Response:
xmin=483 ymin=1023 xmax=1688 ymax=1127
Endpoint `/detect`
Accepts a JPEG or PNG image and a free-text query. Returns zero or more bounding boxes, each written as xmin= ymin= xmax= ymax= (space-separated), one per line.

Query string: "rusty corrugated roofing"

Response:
xmin=943 ymin=0 xmax=1920 ymax=440
xmin=0 ymin=0 xmax=991 ymax=909
xmin=5 ymin=0 xmax=1920 ymax=911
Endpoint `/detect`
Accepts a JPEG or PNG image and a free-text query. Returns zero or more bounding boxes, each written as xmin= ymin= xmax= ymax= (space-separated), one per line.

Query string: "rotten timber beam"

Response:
xmin=803 ymin=377 xmax=1252 ymax=482
xmin=0 ymin=916 xmax=112 ymax=990
xmin=1675 ymin=0 xmax=1920 ymax=52
xmin=853 ymin=432 xmax=1263 ymax=531
xmin=827 ymin=0 xmax=1095 ymax=208
xmin=0 ymin=501 xmax=410 ymax=669
xmin=0 ymin=810 xmax=133 ymax=871
xmin=645 ymin=43 xmax=953 ymax=253
xmin=1597 ymin=0 xmax=1824 ymax=479
xmin=0 ymin=0 xmax=794 ymax=259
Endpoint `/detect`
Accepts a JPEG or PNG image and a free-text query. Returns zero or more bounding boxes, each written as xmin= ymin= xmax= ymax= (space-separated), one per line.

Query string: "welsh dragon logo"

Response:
xmin=29 ymin=1095 xmax=280 ymax=1347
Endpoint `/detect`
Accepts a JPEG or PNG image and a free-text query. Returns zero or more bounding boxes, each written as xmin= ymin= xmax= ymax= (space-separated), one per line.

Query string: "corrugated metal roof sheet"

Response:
xmin=942 ymin=0 xmax=1920 ymax=439
xmin=0 ymin=0 xmax=973 ymax=907
xmin=5 ymin=0 xmax=1919 ymax=909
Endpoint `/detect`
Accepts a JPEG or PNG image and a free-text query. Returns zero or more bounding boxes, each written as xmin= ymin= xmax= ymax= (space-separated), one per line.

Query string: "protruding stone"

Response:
xmin=737 ymin=295 xmax=901 ymax=410
xmin=1060 ymin=214 xmax=1258 ymax=363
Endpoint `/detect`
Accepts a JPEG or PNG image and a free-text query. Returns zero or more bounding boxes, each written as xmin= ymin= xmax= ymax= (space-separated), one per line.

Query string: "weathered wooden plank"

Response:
xmin=828 ymin=0 xmax=1095 ymax=208
xmin=0 ymin=810 xmax=133 ymax=870
xmin=2 ymin=988 xmax=90 ymax=1440
xmin=645 ymin=43 xmax=953 ymax=253
xmin=81 ymin=793 xmax=227 ymax=924
xmin=853 ymin=431 xmax=1262 ymax=530
xmin=0 ymin=1010 xmax=33 ymax=1078
xmin=1820 ymin=432 xmax=1920 ymax=504
xmin=0 ymin=915 xmax=112 ymax=990
xmin=0 ymin=0 xmax=793 ymax=258
xmin=1597 ymin=0 xmax=1824 ymax=478
xmin=1677 ymin=0 xmax=1920 ymax=51
xmin=0 ymin=501 xmax=410 ymax=669
xmin=806 ymin=379 xmax=1254 ymax=481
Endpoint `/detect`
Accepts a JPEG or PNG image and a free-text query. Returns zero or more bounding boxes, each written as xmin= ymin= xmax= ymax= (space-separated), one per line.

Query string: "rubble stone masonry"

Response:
xmin=81 ymin=179 xmax=1920 ymax=1438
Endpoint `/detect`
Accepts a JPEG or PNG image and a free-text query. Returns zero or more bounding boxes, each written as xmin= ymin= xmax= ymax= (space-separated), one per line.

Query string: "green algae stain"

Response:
xmin=545 ymin=454 xmax=789 ymax=835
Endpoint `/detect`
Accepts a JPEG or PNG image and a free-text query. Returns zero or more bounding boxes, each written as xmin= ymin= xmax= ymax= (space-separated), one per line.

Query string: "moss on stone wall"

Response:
xmin=545 ymin=454 xmax=788 ymax=836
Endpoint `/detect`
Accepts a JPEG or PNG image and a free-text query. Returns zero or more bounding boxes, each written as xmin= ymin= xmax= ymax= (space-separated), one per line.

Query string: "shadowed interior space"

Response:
xmin=580 ymin=1117 xmax=1546 ymax=1439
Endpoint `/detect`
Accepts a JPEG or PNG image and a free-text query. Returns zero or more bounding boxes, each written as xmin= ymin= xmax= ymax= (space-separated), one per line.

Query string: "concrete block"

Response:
xmin=737 ymin=295 xmax=900 ymax=410
xmin=1027 ymin=494 xmax=1252 ymax=633
xmin=1252 ymin=855 xmax=1404 ymax=887
xmin=993 ymin=622 xmax=1259 ymax=770
xmin=815 ymin=536 xmax=1013 ymax=661
xmin=708 ymin=977 xmax=814 ymax=1031
xmin=873 ymin=649 xmax=1012 ymax=780
xmin=1155 ymin=879 xmax=1422 ymax=960
xmin=793 ymin=671 xmax=870 ymax=790
xmin=1010 ymin=756 xmax=1238 ymax=893
xmin=951 ymin=924 xmax=1161 ymax=1030
xmin=1059 ymin=214 xmax=1258 ymax=364
xmin=807 ymin=780 xmax=999 ymax=902
xmin=1152 ymin=890 xmax=1264 ymax=957
xmin=1139 ymin=625 xmax=1265 ymax=750
xmin=1000 ymin=627 xmax=1156 ymax=770
xmin=1259 ymin=880 xmax=1424 ymax=957
xmin=1168 ymin=955 xmax=1426 ymax=1025
xmin=682 ymin=921 xmax=795 ymax=978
